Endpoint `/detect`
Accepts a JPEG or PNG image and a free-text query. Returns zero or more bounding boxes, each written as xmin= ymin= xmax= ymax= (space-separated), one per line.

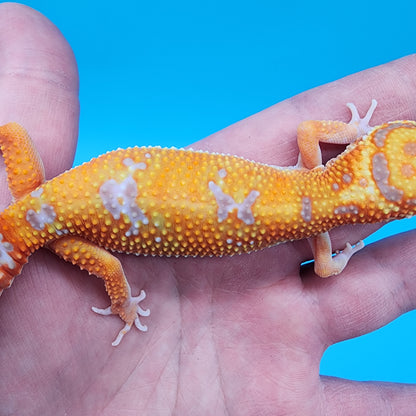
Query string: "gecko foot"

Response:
xmin=332 ymin=240 xmax=365 ymax=275
xmin=92 ymin=289 xmax=150 ymax=346
xmin=346 ymin=99 xmax=377 ymax=137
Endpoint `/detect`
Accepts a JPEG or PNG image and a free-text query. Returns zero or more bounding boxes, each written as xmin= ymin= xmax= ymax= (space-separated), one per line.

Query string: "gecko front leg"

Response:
xmin=297 ymin=99 xmax=377 ymax=169
xmin=297 ymin=100 xmax=377 ymax=276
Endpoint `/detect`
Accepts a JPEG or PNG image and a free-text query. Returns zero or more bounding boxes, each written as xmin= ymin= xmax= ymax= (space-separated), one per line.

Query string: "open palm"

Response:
xmin=1 ymin=4 xmax=416 ymax=415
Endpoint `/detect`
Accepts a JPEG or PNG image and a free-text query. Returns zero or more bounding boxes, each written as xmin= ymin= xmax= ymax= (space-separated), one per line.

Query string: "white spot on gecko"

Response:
xmin=334 ymin=205 xmax=359 ymax=215
xmin=301 ymin=197 xmax=312 ymax=222
xmin=55 ymin=229 xmax=69 ymax=236
xmin=372 ymin=152 xmax=403 ymax=202
xmin=123 ymin=158 xmax=147 ymax=172
xmin=99 ymin=176 xmax=149 ymax=236
xmin=145 ymin=153 xmax=152 ymax=158
xmin=342 ymin=174 xmax=352 ymax=184
xmin=208 ymin=181 xmax=260 ymax=225
xmin=26 ymin=204 xmax=56 ymax=230
xmin=30 ymin=188 xmax=43 ymax=198
xmin=155 ymin=236 xmax=162 ymax=243
xmin=218 ymin=168 xmax=227 ymax=178
xmin=359 ymin=178 xmax=368 ymax=187
xmin=332 ymin=183 xmax=339 ymax=191
xmin=226 ymin=238 xmax=233 ymax=244
xmin=0 ymin=234 xmax=15 ymax=270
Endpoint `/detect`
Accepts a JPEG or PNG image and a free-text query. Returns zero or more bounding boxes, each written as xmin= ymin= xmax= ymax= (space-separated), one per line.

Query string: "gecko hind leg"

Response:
xmin=48 ymin=235 xmax=150 ymax=346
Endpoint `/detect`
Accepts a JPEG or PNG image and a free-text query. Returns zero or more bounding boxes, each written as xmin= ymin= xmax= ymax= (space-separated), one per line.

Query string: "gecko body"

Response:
xmin=0 ymin=100 xmax=414 ymax=345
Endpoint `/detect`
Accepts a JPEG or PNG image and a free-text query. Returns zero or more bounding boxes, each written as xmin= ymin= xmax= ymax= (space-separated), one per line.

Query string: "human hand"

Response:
xmin=1 ymin=4 xmax=416 ymax=415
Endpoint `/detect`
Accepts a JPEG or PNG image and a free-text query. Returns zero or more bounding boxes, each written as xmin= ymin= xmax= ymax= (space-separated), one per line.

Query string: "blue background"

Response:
xmin=21 ymin=0 xmax=416 ymax=382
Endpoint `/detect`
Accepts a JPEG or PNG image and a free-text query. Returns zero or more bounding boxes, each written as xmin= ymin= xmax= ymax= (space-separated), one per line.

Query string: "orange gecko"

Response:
xmin=0 ymin=99 xmax=415 ymax=346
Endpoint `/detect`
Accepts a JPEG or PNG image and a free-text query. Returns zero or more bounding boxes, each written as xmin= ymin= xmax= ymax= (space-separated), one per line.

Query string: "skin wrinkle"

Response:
xmin=141 ymin=346 xmax=175 ymax=414
xmin=2 ymin=55 xmax=76 ymax=89
xmin=163 ymin=259 xmax=184 ymax=414
xmin=176 ymin=296 xmax=216 ymax=413
xmin=0 ymin=25 xmax=77 ymax=93
xmin=303 ymin=285 xmax=330 ymax=355
xmin=212 ymin=331 xmax=229 ymax=416
xmin=322 ymin=378 xmax=414 ymax=416
xmin=386 ymin=247 xmax=416 ymax=313
xmin=211 ymin=284 xmax=252 ymax=413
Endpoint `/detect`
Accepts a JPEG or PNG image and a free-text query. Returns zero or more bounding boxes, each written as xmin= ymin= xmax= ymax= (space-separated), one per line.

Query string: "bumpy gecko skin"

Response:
xmin=0 ymin=100 xmax=415 ymax=345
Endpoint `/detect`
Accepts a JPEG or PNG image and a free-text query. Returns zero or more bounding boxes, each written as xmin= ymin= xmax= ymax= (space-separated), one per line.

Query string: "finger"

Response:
xmin=0 ymin=3 xmax=79 ymax=207
xmin=322 ymin=376 xmax=416 ymax=415
xmin=195 ymin=54 xmax=416 ymax=165
xmin=306 ymin=230 xmax=416 ymax=344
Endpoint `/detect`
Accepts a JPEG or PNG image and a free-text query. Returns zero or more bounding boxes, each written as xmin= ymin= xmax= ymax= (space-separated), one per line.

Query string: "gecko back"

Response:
xmin=0 ymin=103 xmax=416 ymax=345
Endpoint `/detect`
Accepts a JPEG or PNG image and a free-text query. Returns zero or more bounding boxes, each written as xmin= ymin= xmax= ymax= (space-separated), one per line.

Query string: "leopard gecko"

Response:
xmin=0 ymin=99 xmax=414 ymax=346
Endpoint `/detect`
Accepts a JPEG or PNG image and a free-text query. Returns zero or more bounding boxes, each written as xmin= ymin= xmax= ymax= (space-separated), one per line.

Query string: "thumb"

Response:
xmin=0 ymin=3 xmax=79 ymax=206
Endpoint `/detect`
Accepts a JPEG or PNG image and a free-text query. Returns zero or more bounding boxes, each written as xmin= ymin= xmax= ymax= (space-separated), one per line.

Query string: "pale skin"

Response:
xmin=0 ymin=4 xmax=416 ymax=416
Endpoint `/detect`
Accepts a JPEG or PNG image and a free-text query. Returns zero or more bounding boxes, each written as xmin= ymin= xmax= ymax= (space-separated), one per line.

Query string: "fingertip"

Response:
xmin=0 ymin=2 xmax=79 ymax=180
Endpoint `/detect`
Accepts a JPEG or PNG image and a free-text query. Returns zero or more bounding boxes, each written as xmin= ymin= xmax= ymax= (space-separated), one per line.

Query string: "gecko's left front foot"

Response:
xmin=332 ymin=240 xmax=365 ymax=275
xmin=92 ymin=289 xmax=150 ymax=346
xmin=313 ymin=232 xmax=365 ymax=277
